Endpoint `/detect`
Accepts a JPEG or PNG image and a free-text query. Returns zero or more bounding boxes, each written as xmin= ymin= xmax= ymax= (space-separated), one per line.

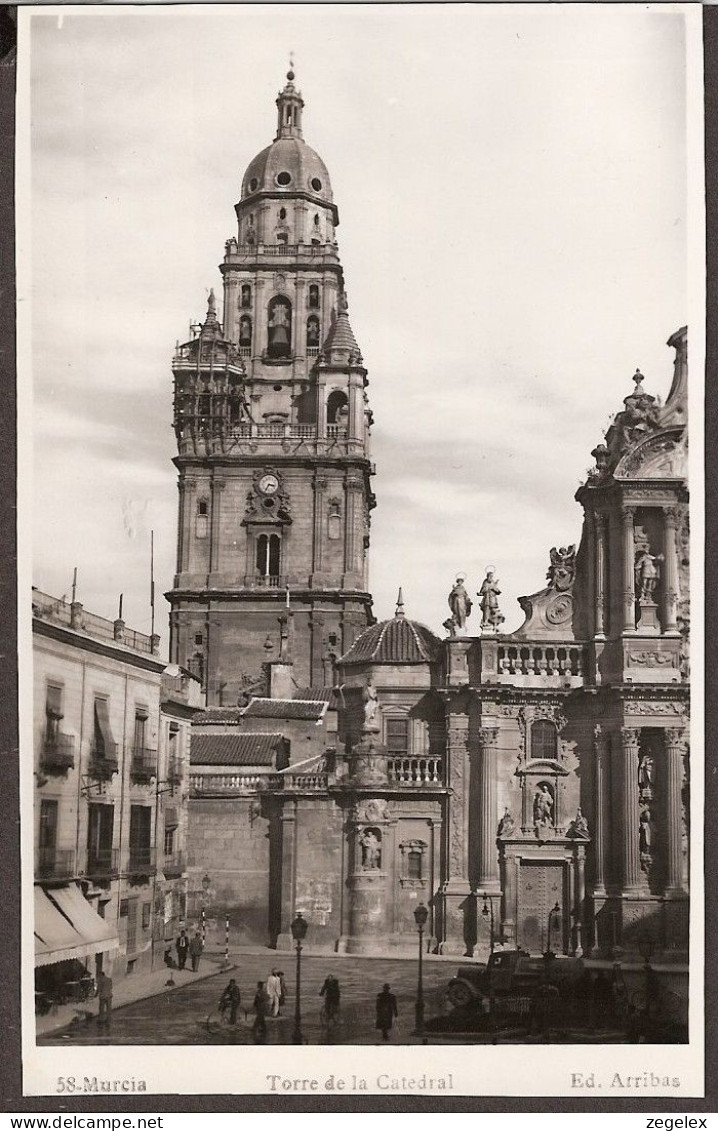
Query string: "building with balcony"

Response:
xmin=32 ymin=590 xmax=203 ymax=1006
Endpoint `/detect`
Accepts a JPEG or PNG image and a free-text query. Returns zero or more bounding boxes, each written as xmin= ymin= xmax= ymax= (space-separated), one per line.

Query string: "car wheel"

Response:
xmin=447 ymin=981 xmax=475 ymax=1008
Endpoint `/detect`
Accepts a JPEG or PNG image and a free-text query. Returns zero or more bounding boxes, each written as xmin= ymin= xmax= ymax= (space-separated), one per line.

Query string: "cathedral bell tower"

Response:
xmin=168 ymin=69 xmax=375 ymax=704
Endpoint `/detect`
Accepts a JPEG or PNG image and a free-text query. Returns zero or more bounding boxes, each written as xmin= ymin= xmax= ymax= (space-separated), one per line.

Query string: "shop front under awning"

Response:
xmin=34 ymin=884 xmax=119 ymax=968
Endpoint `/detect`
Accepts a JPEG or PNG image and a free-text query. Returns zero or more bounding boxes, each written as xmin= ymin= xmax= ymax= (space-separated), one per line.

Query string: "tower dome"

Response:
xmin=239 ymin=69 xmax=335 ymax=210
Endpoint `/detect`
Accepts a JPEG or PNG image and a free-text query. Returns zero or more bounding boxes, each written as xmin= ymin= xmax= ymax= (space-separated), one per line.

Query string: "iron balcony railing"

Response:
xmin=36 ymin=847 xmax=77 ymax=881
xmin=163 ymin=851 xmax=186 ymax=877
xmin=84 ymin=848 xmax=119 ymax=881
xmin=88 ymin=742 xmax=119 ymax=779
xmin=129 ymin=747 xmax=158 ymax=783
xmin=127 ymin=846 xmax=156 ymax=876
xmin=40 ymin=733 xmax=75 ymax=773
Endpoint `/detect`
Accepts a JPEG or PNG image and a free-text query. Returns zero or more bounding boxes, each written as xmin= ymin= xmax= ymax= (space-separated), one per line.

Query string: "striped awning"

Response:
xmin=34 ymin=884 xmax=119 ymax=968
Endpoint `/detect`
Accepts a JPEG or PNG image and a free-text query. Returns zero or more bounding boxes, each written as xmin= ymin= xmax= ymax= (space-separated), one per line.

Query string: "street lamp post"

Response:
xmin=290 ymin=911 xmax=308 ymax=1045
xmin=413 ymin=902 xmax=429 ymax=1041
xmin=544 ymin=901 xmax=561 ymax=978
xmin=481 ymin=893 xmax=497 ymax=1042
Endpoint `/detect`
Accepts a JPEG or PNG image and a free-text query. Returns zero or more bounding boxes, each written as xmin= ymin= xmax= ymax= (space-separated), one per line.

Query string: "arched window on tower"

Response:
xmin=267 ymin=296 xmax=292 ymax=359
xmin=256 ymin=533 xmax=281 ymax=583
xmin=311 ymin=213 xmax=321 ymax=246
xmin=246 ymin=215 xmax=255 ymax=245
xmin=327 ymin=390 xmax=349 ymax=425
xmin=308 ymin=284 xmax=320 ymax=309
xmin=241 ymin=284 xmax=251 ymax=309
xmin=306 ymin=315 xmax=320 ymax=348
xmin=279 ymin=207 xmax=287 ymax=220
xmin=530 ymin=720 xmax=558 ymax=760
xmin=196 ymin=499 xmax=208 ymax=539
xmin=239 ymin=315 xmax=252 ymax=347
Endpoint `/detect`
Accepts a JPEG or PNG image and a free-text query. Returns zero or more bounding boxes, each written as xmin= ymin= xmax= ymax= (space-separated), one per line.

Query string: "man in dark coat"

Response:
xmin=218 ymin=978 xmax=241 ymax=1025
xmin=376 ymin=983 xmax=398 ymax=1041
xmin=176 ymin=929 xmax=189 ymax=971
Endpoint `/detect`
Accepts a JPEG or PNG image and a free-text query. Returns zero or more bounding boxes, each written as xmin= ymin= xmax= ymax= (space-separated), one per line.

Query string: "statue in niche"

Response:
xmin=547 ymin=545 xmax=576 ymax=591
xmin=360 ymin=829 xmax=381 ymax=870
xmin=448 ymin=574 xmax=472 ymax=635
xmin=635 ymin=549 xmax=662 ymax=602
xmin=497 ymin=808 xmax=516 ymax=838
xmin=362 ymin=684 xmax=379 ymax=729
xmin=307 ymin=318 xmax=320 ymax=346
xmin=569 ymin=807 xmax=589 ymax=839
xmin=533 ymin=783 xmax=554 ymax=827
xmin=638 ymin=754 xmax=655 ymax=790
xmin=639 ymin=807 xmax=655 ymax=856
xmin=478 ymin=570 xmax=505 ymax=630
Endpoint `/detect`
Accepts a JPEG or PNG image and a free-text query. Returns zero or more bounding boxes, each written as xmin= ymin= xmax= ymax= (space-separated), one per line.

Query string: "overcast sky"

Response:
xmin=26 ymin=4 xmax=691 ymax=645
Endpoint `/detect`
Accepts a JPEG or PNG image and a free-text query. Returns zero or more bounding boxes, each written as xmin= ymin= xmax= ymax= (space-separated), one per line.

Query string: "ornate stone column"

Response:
xmin=663 ymin=507 xmax=680 ymax=634
xmin=476 ymin=726 xmax=500 ymax=891
xmin=664 ymin=729 xmax=687 ymax=894
xmin=594 ymin=513 xmax=607 ymax=638
xmin=592 ymin=725 xmax=609 ymax=895
xmin=622 ymin=507 xmax=636 ymax=633
xmin=618 ymin=727 xmax=641 ymax=893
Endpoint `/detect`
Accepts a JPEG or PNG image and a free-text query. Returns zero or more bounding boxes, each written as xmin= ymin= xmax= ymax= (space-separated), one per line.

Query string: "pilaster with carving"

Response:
xmin=476 ymin=725 xmax=500 ymax=890
xmin=664 ymin=729 xmax=688 ymax=894
xmin=618 ymin=727 xmax=641 ymax=892
xmin=446 ymin=718 xmax=470 ymax=882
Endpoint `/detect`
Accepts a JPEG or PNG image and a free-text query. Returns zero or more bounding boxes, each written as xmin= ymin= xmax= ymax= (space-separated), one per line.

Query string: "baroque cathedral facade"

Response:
xmin=170 ymin=71 xmax=690 ymax=959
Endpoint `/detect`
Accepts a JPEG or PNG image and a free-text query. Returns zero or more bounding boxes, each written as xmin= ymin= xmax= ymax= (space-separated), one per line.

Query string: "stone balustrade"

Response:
xmin=189 ymin=771 xmax=329 ymax=796
xmin=387 ymin=756 xmax=442 ymax=785
xmin=495 ymin=642 xmax=586 ymax=684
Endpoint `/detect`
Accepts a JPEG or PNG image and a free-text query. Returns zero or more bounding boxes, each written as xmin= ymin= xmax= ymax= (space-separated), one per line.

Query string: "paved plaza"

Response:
xmin=37 ymin=951 xmax=638 ymax=1046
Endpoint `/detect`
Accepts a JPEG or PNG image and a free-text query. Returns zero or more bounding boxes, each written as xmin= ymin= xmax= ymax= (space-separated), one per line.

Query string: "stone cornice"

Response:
xmin=33 ymin=618 xmax=165 ymax=675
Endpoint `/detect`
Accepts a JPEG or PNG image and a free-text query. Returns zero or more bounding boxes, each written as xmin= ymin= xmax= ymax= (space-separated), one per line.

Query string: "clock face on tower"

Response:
xmin=258 ymin=473 xmax=280 ymax=496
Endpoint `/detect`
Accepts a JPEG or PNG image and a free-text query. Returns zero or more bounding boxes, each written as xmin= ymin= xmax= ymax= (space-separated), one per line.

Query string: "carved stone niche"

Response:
xmin=516 ymin=705 xmax=571 ymax=838
xmin=350 ymin=798 xmax=392 ymax=879
xmin=398 ymin=839 xmax=428 ymax=888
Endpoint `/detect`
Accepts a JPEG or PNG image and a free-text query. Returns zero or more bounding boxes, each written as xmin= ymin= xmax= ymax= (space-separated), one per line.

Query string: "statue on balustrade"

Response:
xmin=478 ymin=570 xmax=505 ymax=631
xmin=448 ymin=574 xmax=472 ymax=636
xmin=547 ymin=545 xmax=576 ymax=591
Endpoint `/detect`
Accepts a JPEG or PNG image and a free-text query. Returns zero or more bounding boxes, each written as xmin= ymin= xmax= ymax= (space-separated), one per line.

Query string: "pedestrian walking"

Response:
xmin=218 ymin=978 xmax=241 ymax=1026
xmin=320 ymin=975 xmax=341 ymax=1025
xmin=97 ymin=971 xmax=113 ymax=1025
xmin=189 ymin=930 xmax=204 ymax=972
xmin=266 ymin=968 xmax=282 ymax=1016
xmin=252 ymin=980 xmax=269 ymax=1041
xmin=277 ymin=970 xmax=287 ymax=1011
xmin=176 ymin=929 xmax=189 ymax=971
xmin=375 ymin=983 xmax=398 ymax=1041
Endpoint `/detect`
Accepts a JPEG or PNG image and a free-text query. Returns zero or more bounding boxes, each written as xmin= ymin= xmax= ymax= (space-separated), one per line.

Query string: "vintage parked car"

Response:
xmin=447 ymin=949 xmax=583 ymax=1007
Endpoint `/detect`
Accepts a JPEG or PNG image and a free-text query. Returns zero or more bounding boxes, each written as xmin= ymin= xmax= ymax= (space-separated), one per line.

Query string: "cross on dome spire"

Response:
xmin=395 ymin=588 xmax=405 ymax=619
